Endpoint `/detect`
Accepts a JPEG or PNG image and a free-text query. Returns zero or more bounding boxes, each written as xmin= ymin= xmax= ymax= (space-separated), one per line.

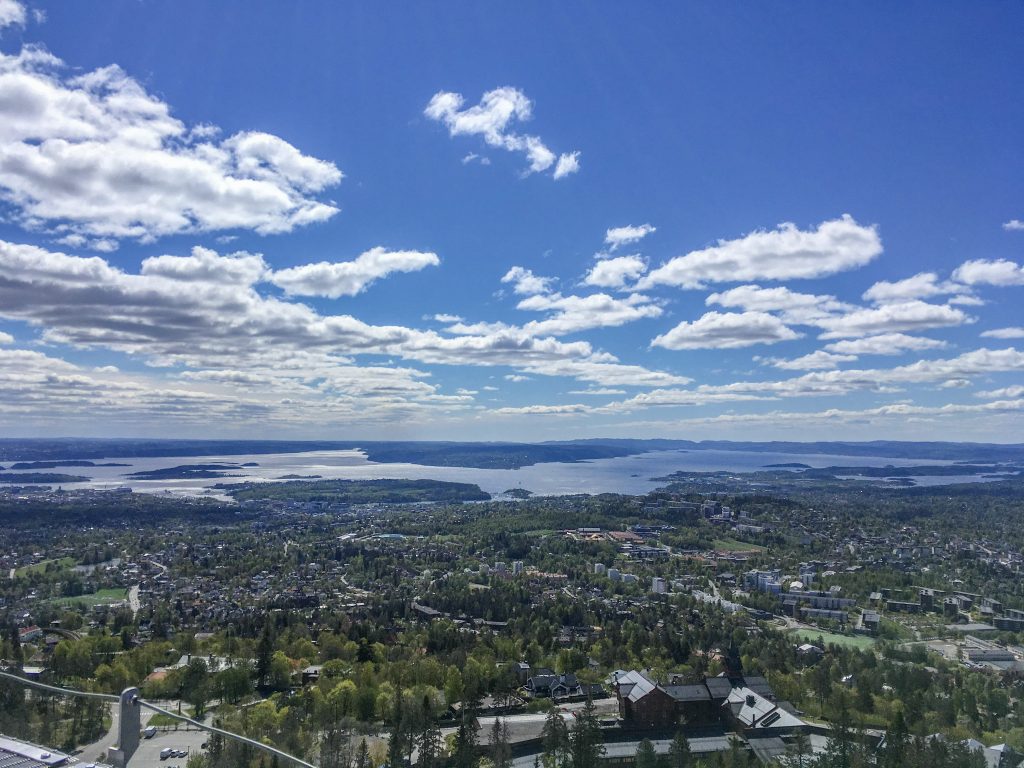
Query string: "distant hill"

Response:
xmin=0 ymin=437 xmax=1021 ymax=468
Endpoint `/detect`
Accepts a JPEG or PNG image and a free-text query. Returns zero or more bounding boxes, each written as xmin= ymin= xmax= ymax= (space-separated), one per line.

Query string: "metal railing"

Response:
xmin=0 ymin=668 xmax=317 ymax=767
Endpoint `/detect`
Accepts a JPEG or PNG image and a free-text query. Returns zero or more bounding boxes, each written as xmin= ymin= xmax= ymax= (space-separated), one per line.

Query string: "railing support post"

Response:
xmin=108 ymin=686 xmax=141 ymax=767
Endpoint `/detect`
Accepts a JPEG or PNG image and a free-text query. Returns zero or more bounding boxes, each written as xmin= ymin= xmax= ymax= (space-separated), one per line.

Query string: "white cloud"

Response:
xmin=141 ymin=246 xmax=268 ymax=284
xmin=640 ymin=215 xmax=881 ymax=289
xmin=602 ymin=389 xmax=774 ymax=410
xmin=461 ymin=152 xmax=490 ymax=166
xmin=651 ymin=311 xmax=801 ymax=350
xmin=0 ymin=239 xmax=624 ymax=381
xmin=768 ymin=351 xmax=857 ymax=370
xmin=0 ymin=330 xmax=12 ymax=344
xmin=952 ymin=258 xmax=1024 ymax=286
xmin=516 ymin=291 xmax=663 ymax=336
xmin=424 ymin=86 xmax=578 ymax=178
xmin=664 ymin=399 xmax=1024 ymax=428
xmin=940 ymin=378 xmax=970 ymax=389
xmin=605 ymin=223 xmax=656 ymax=251
xmin=823 ymin=333 xmax=948 ymax=356
xmin=582 ymin=255 xmax=647 ymax=290
xmin=1003 ymin=219 xmax=1024 ymax=231
xmin=0 ymin=45 xmax=341 ymax=243
xmin=505 ymin=374 xmax=531 ymax=382
xmin=975 ymin=385 xmax=1024 ymax=399
xmin=815 ymin=301 xmax=969 ymax=339
xmin=705 ymin=284 xmax=853 ymax=324
xmin=495 ymin=403 xmax=590 ymax=415
xmin=568 ymin=387 xmax=627 ymax=396
xmin=862 ymin=272 xmax=961 ymax=304
xmin=0 ymin=0 xmax=25 ymax=30
xmin=270 ymin=247 xmax=440 ymax=299
xmin=433 ymin=313 xmax=463 ymax=323
xmin=696 ymin=347 xmax=1024 ymax=399
xmin=519 ymin=359 xmax=691 ymax=388
xmin=501 ymin=266 xmax=555 ymax=295
xmin=981 ymin=327 xmax=1024 ymax=339
xmin=553 ymin=151 xmax=581 ymax=179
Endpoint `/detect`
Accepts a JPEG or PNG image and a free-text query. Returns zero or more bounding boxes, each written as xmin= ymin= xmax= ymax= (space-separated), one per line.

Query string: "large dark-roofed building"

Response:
xmin=615 ymin=669 xmax=788 ymax=730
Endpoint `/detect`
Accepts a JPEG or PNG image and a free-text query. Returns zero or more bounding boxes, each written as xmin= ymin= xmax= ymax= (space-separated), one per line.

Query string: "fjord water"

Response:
xmin=4 ymin=448 xmax=976 ymax=499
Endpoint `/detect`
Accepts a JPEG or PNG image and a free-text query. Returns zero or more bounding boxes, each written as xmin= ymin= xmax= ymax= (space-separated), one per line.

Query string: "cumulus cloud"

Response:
xmin=0 ymin=330 xmax=12 ymax=344
xmin=823 ymin=333 xmax=948 ymax=356
xmin=952 ymin=258 xmax=1024 ymax=286
xmin=0 ymin=45 xmax=341 ymax=243
xmin=568 ymin=387 xmax=627 ymax=396
xmin=862 ymin=272 xmax=962 ymax=304
xmin=705 ymin=284 xmax=853 ymax=325
xmin=975 ymin=385 xmax=1024 ymax=399
xmin=605 ymin=223 xmax=656 ymax=251
xmin=693 ymin=348 xmax=1024 ymax=399
xmin=495 ymin=403 xmax=589 ymax=415
xmin=981 ymin=327 xmax=1024 ymax=339
xmin=651 ymin=311 xmax=801 ymax=350
xmin=501 ymin=266 xmax=555 ymax=295
xmin=553 ymin=151 xmax=581 ymax=179
xmin=0 ymin=239 xmax=690 ymax=393
xmin=0 ymin=0 xmax=25 ymax=30
xmin=582 ymin=255 xmax=647 ymax=289
xmin=640 ymin=215 xmax=881 ymax=290
xmin=516 ymin=291 xmax=663 ymax=336
xmin=815 ymin=301 xmax=969 ymax=339
xmin=601 ymin=389 xmax=775 ymax=410
xmin=663 ymin=399 xmax=1024 ymax=429
xmin=1003 ymin=219 xmax=1024 ymax=231
xmin=270 ymin=247 xmax=440 ymax=299
xmin=767 ymin=351 xmax=857 ymax=370
xmin=424 ymin=86 xmax=579 ymax=178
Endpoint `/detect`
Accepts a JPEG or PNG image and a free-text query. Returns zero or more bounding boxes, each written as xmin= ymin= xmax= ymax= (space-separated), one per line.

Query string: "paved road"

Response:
xmin=441 ymin=698 xmax=619 ymax=744
xmin=76 ymin=704 xmax=162 ymax=765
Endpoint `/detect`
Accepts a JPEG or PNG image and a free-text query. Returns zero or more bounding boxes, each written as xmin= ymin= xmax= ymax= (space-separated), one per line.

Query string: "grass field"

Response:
xmin=791 ymin=628 xmax=876 ymax=649
xmin=713 ymin=538 xmax=766 ymax=552
xmin=14 ymin=557 xmax=76 ymax=577
xmin=53 ymin=587 xmax=127 ymax=607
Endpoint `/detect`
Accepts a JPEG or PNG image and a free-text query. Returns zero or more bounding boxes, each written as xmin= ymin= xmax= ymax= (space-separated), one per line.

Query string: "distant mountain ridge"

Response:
xmin=0 ymin=437 xmax=1021 ymax=468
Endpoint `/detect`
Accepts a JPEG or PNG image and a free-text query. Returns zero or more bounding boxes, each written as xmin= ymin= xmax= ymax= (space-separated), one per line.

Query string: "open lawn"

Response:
xmin=791 ymin=628 xmax=876 ymax=650
xmin=14 ymin=557 xmax=76 ymax=577
xmin=53 ymin=587 xmax=128 ymax=607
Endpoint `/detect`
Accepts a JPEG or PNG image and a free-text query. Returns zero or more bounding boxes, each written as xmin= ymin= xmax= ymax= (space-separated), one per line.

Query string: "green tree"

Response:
xmin=541 ymin=708 xmax=569 ymax=768
xmin=569 ymin=699 xmax=604 ymax=768
xmin=635 ymin=739 xmax=658 ymax=768
xmin=667 ymin=730 xmax=691 ymax=768
xmin=490 ymin=717 xmax=511 ymax=768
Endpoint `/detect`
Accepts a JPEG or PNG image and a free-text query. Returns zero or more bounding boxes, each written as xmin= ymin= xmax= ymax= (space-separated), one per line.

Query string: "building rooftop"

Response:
xmin=0 ymin=735 xmax=70 ymax=767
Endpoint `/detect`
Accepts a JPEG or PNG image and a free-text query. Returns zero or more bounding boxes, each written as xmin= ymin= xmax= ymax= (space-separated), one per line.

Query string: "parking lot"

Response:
xmin=126 ymin=728 xmax=207 ymax=767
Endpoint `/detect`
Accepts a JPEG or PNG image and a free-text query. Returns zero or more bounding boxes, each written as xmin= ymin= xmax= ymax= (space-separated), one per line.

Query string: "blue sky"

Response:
xmin=0 ymin=0 xmax=1022 ymax=441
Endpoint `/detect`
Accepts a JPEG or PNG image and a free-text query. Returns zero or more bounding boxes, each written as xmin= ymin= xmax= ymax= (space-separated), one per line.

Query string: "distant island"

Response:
xmin=8 ymin=460 xmax=129 ymax=470
xmin=502 ymin=488 xmax=533 ymax=498
xmin=763 ymin=462 xmax=812 ymax=468
xmin=220 ymin=478 xmax=491 ymax=504
xmin=0 ymin=472 xmax=89 ymax=484
xmin=126 ymin=463 xmax=246 ymax=480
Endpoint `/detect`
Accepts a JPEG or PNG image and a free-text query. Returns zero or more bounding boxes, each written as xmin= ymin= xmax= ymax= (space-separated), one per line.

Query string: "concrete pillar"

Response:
xmin=109 ymin=686 xmax=140 ymax=767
